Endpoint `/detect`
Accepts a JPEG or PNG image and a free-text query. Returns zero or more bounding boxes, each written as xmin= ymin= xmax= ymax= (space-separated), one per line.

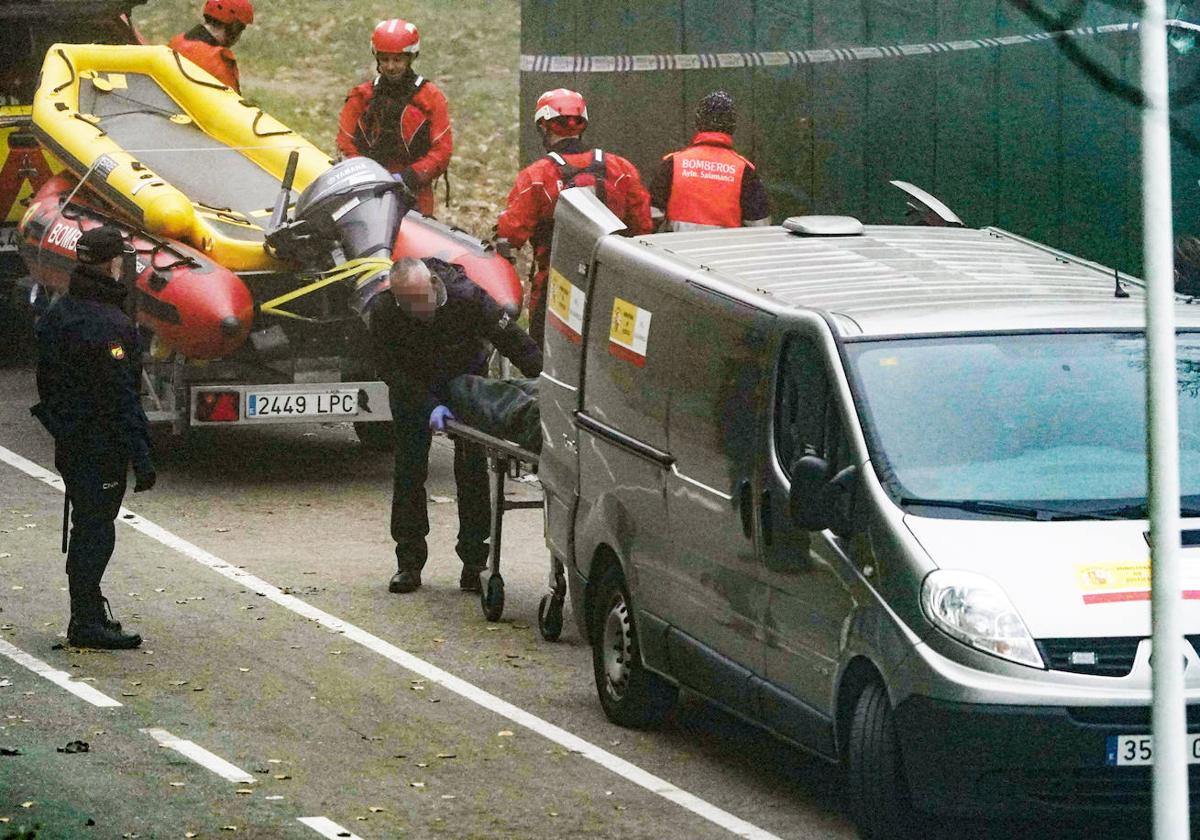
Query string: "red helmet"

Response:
xmin=372 ymin=19 xmax=421 ymax=55
xmin=534 ymin=88 xmax=588 ymax=136
xmin=203 ymin=0 xmax=254 ymax=25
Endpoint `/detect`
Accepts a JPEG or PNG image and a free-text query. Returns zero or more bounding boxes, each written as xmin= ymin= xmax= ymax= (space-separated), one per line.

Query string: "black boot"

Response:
xmin=388 ymin=565 xmax=422 ymax=594
xmin=68 ymin=596 xmax=141 ymax=649
xmin=459 ymin=564 xmax=485 ymax=593
xmin=98 ymin=594 xmax=122 ymax=632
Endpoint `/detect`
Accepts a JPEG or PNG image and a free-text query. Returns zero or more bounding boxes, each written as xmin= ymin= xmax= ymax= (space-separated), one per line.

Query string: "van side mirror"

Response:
xmin=789 ymin=455 xmax=833 ymax=530
xmin=789 ymin=456 xmax=859 ymax=535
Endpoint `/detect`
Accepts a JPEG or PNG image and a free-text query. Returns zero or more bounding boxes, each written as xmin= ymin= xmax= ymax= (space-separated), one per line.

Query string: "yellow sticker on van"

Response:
xmin=1076 ymin=561 xmax=1151 ymax=604
xmin=608 ymin=297 xmax=652 ymax=367
xmin=547 ymin=267 xmax=584 ymax=343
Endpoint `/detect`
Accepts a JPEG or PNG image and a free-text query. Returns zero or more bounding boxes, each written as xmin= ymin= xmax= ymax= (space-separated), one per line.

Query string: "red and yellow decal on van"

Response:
xmin=547 ymin=266 xmax=584 ymax=344
xmin=608 ymin=296 xmax=652 ymax=367
xmin=1075 ymin=561 xmax=1200 ymax=604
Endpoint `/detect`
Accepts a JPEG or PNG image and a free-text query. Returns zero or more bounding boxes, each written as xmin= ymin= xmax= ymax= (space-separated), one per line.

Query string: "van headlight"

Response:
xmin=920 ymin=570 xmax=1044 ymax=669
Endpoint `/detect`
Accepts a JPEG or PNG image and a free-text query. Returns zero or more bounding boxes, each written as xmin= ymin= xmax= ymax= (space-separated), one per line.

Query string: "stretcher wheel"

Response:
xmin=481 ymin=573 xmax=505 ymax=622
xmin=538 ymin=593 xmax=563 ymax=641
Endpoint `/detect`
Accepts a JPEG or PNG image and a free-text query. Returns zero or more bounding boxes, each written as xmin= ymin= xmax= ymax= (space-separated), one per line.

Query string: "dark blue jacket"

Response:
xmin=367 ymin=258 xmax=543 ymax=416
xmin=32 ymin=266 xmax=152 ymax=469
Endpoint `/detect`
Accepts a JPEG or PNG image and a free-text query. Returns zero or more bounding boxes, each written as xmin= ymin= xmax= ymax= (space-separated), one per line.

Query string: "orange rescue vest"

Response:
xmin=665 ymin=140 xmax=748 ymax=229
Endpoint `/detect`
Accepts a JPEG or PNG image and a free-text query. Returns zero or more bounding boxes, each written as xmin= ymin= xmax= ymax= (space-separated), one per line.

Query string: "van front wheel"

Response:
xmin=591 ymin=566 xmax=677 ymax=729
xmin=845 ymin=681 xmax=921 ymax=840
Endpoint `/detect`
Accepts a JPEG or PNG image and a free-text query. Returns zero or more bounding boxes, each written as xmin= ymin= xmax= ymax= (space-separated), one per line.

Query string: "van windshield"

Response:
xmin=846 ymin=331 xmax=1200 ymax=518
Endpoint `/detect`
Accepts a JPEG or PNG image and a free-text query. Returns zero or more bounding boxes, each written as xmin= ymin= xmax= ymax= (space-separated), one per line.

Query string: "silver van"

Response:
xmin=537 ymin=188 xmax=1200 ymax=838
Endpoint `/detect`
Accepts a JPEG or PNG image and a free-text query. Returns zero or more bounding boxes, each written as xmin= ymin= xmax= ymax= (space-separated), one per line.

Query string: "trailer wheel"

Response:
xmin=591 ymin=565 xmax=676 ymax=728
xmin=353 ymin=420 xmax=395 ymax=451
xmin=537 ymin=593 xmax=563 ymax=641
xmin=845 ymin=681 xmax=921 ymax=840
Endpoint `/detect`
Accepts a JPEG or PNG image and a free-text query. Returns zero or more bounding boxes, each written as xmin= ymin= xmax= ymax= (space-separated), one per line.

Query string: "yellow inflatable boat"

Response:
xmin=31 ymin=43 xmax=332 ymax=272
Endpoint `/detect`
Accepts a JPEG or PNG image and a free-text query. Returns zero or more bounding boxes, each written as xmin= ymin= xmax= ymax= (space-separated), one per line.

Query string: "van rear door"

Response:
xmin=540 ymin=188 xmax=627 ymax=566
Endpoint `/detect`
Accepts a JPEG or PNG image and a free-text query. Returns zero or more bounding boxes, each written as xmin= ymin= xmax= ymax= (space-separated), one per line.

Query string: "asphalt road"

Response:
xmin=0 ymin=361 xmax=1155 ymax=840
xmin=0 ymin=361 xmax=854 ymax=840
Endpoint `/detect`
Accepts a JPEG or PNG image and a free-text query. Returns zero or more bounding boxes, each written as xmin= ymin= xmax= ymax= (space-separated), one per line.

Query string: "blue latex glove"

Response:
xmin=392 ymin=168 xmax=420 ymax=192
xmin=429 ymin=404 xmax=455 ymax=432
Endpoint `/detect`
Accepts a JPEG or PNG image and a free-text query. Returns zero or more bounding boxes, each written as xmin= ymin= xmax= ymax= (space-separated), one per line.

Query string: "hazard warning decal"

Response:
xmin=608 ymin=297 xmax=651 ymax=367
xmin=547 ymin=267 xmax=584 ymax=344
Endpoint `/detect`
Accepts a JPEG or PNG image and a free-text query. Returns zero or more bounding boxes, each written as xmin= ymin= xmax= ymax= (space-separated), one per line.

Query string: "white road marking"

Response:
xmin=140 ymin=727 xmax=256 ymax=783
xmin=0 ymin=638 xmax=122 ymax=708
xmin=298 ymin=816 xmax=364 ymax=839
xmin=0 ymin=444 xmax=783 ymax=840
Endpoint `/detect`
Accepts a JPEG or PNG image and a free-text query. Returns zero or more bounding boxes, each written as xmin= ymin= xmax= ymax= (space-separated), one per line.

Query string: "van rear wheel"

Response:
xmin=845 ymin=681 xmax=921 ymax=840
xmin=591 ymin=565 xmax=677 ymax=729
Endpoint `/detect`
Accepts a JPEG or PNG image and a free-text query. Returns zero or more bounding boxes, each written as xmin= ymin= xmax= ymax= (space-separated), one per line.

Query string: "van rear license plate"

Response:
xmin=1106 ymin=734 xmax=1200 ymax=766
xmin=247 ymin=390 xmax=358 ymax=419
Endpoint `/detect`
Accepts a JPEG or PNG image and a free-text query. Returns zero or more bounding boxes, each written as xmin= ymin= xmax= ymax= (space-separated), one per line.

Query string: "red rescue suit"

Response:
xmin=168 ymin=25 xmax=240 ymax=93
xmin=336 ymin=74 xmax=452 ymax=217
xmin=496 ymin=139 xmax=652 ymax=344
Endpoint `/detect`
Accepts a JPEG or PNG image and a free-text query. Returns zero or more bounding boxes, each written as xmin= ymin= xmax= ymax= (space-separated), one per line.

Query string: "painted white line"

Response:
xmin=298 ymin=816 xmax=364 ymax=839
xmin=0 ymin=444 xmax=782 ymax=840
xmin=0 ymin=638 xmax=123 ymax=708
xmin=140 ymin=727 xmax=255 ymax=783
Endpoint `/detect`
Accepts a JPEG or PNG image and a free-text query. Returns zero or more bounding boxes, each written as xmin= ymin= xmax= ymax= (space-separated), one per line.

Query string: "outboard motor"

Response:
xmin=266 ymin=157 xmax=414 ymax=316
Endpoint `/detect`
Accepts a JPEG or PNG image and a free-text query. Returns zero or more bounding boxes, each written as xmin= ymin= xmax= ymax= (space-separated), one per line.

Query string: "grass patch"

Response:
xmin=134 ymin=0 xmax=520 ymax=238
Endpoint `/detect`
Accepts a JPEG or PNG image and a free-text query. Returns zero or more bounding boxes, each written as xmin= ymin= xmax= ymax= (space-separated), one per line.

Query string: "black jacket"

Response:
xmin=31 ymin=266 xmax=151 ymax=468
xmin=367 ymin=258 xmax=543 ymax=416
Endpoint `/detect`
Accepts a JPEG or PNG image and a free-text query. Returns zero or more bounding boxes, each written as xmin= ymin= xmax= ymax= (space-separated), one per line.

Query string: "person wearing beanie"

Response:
xmin=30 ymin=224 xmax=154 ymax=650
xmin=651 ymin=90 xmax=771 ymax=232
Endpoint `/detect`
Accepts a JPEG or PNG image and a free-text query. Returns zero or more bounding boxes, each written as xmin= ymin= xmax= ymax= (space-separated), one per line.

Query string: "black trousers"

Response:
xmin=389 ymin=392 xmax=490 ymax=572
xmin=55 ymin=444 xmax=128 ymax=606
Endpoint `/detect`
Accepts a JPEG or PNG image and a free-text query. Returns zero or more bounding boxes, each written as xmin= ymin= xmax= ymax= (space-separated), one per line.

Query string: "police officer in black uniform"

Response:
xmin=368 ymin=256 xmax=542 ymax=594
xmin=31 ymin=225 xmax=155 ymax=649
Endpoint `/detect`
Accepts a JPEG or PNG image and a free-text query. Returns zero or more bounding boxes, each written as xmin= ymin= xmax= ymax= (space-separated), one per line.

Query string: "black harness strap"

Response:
xmin=547 ymin=148 xmax=607 ymax=204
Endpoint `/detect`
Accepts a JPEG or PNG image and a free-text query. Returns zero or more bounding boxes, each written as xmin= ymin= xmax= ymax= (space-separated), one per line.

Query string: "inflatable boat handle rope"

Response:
xmin=258 ymin=257 xmax=394 ymax=322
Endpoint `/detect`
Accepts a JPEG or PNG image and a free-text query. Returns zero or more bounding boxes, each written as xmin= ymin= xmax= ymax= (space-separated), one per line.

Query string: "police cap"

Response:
xmin=76 ymin=225 xmax=127 ymax=265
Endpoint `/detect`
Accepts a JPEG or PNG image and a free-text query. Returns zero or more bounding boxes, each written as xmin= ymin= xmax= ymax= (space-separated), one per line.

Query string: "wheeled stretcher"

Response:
xmin=442 ymin=419 xmax=566 ymax=640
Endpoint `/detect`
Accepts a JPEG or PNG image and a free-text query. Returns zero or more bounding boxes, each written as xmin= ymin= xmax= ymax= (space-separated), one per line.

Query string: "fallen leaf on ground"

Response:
xmin=169 ymin=681 xmax=188 ymax=686
xmin=410 ymin=781 xmax=426 ymax=788
xmin=215 ymin=528 xmax=230 ymax=533
xmin=0 ymin=554 xmax=10 ymax=559
xmin=429 ymin=495 xmax=453 ymax=504
xmin=369 ymin=807 xmax=385 ymax=813
xmin=436 ymin=753 xmax=456 ymax=759
xmin=56 ymin=740 xmax=89 ymax=754
xmin=0 ymin=747 xmax=22 ymax=756
xmin=497 ymin=730 xmax=514 ymax=737
xmin=20 ymin=801 xmax=33 ymax=808
xmin=273 ymin=774 xmax=291 ymax=780
xmin=440 ymin=795 xmax=456 ymax=800
xmin=0 ymin=680 xmax=11 ymax=688
xmin=169 ymin=782 xmax=185 ymax=787
xmin=235 ymin=788 xmax=254 ymax=795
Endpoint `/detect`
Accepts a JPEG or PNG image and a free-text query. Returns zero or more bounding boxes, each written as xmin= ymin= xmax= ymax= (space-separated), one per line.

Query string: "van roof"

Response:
xmin=639 ymin=224 xmax=1200 ymax=337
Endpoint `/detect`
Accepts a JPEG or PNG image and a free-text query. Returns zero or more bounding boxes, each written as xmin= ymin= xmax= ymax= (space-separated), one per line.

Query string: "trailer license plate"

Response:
xmin=247 ymin=390 xmax=358 ymax=419
xmin=0 ymin=227 xmax=19 ymax=252
xmin=1106 ymin=734 xmax=1200 ymax=766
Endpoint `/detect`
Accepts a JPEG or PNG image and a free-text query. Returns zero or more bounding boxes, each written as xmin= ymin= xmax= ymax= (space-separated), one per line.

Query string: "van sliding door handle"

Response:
xmin=761 ymin=490 xmax=773 ymax=548
xmin=737 ymin=479 xmax=753 ymax=539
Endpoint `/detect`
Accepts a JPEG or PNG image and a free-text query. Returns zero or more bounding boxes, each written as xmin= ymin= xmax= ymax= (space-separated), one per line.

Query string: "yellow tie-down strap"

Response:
xmin=259 ymin=257 xmax=393 ymax=322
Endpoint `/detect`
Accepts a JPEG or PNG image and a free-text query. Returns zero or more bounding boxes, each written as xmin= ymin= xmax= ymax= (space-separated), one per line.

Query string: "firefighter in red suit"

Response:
xmin=496 ymin=89 xmax=652 ymax=345
xmin=651 ymin=90 xmax=771 ymax=232
xmin=168 ymin=0 xmax=253 ymax=94
xmin=336 ymin=19 xmax=452 ymax=217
